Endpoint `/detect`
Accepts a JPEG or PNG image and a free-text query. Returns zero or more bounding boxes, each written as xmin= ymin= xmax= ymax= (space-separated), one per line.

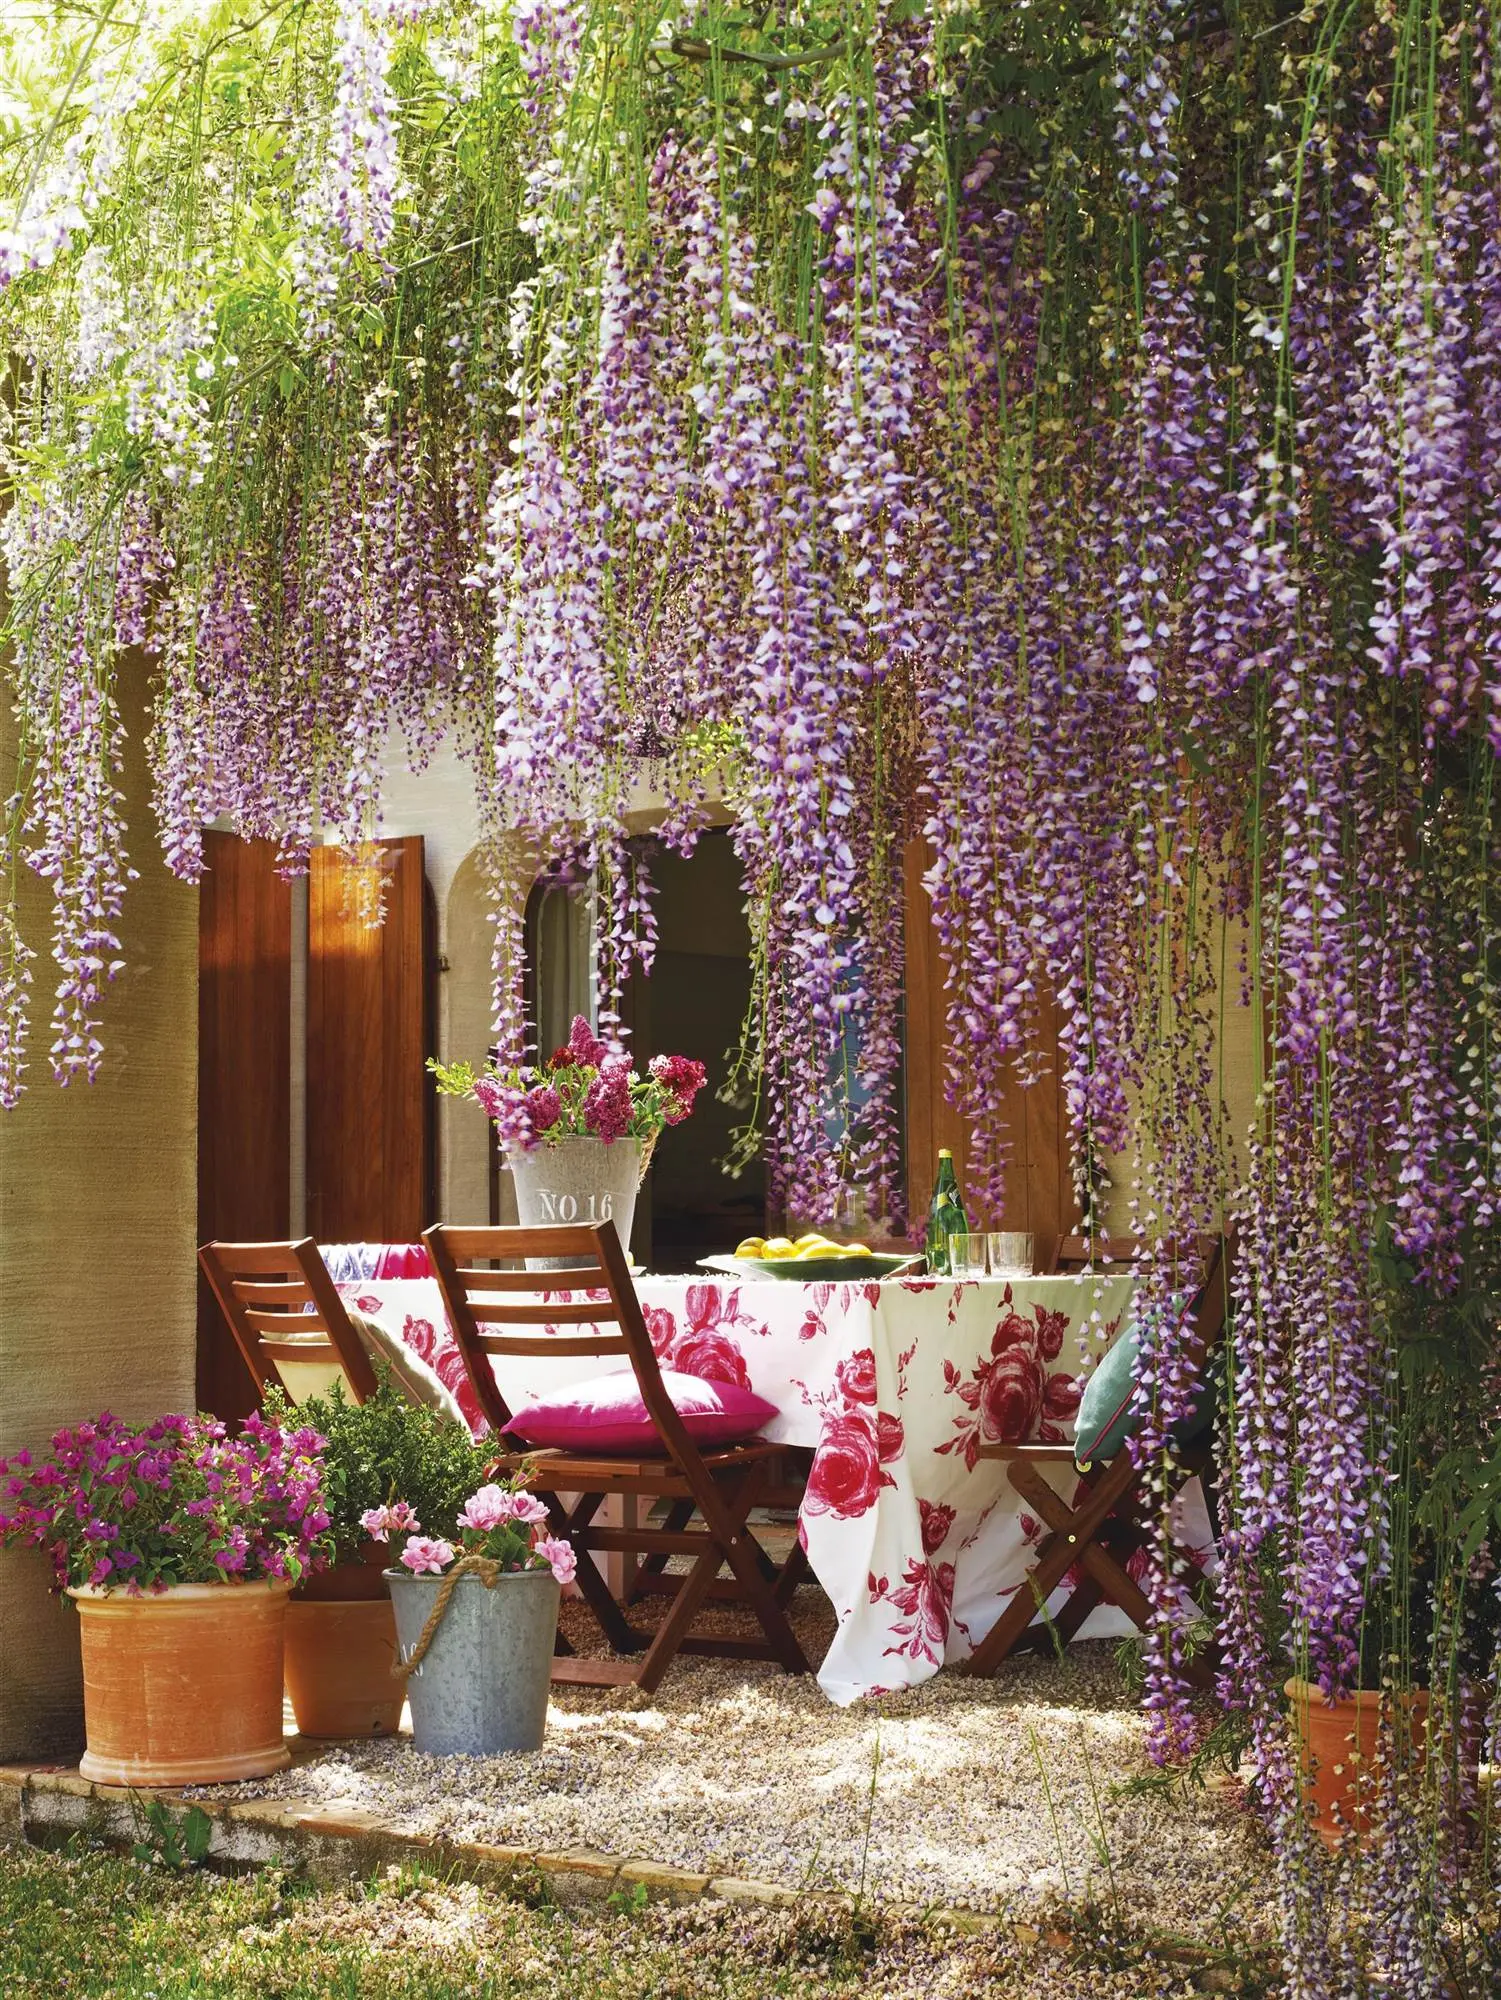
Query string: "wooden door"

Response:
xmin=902 ymin=836 xmax=1076 ymax=1263
xmin=197 ymin=831 xmax=292 ymax=1418
xmin=306 ymin=838 xmax=435 ymax=1244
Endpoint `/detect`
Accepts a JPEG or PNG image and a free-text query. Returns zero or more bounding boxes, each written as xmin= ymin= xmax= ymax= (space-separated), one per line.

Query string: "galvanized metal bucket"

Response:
xmin=386 ymin=1568 xmax=560 ymax=1756
xmin=505 ymin=1135 xmax=641 ymax=1269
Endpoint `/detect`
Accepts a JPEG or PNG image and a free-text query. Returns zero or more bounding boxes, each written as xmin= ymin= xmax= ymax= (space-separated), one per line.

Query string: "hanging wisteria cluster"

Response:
xmin=4 ymin=0 xmax=1501 ymax=1985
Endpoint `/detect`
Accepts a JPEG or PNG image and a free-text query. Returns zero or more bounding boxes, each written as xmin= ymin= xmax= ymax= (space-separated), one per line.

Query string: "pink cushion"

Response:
xmin=373 ymin=1243 xmax=432 ymax=1279
xmin=503 ymin=1370 xmax=777 ymax=1456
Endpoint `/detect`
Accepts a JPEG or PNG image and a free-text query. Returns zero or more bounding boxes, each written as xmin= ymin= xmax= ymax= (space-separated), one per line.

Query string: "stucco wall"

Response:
xmin=1095 ymin=916 xmax=1263 ymax=1234
xmin=0 ymin=653 xmax=199 ymax=1759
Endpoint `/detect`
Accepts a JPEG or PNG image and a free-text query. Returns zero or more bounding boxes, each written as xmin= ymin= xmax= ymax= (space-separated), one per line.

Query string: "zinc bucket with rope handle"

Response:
xmin=386 ymin=1553 xmax=561 ymax=1755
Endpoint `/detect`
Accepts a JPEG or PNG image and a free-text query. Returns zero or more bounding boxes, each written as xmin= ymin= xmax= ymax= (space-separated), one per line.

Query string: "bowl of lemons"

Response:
xmin=699 ymin=1235 xmax=920 ymax=1283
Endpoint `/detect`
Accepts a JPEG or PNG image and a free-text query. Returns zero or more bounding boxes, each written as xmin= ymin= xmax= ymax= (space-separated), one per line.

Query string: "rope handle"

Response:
xmin=391 ymin=1551 xmax=505 ymax=1680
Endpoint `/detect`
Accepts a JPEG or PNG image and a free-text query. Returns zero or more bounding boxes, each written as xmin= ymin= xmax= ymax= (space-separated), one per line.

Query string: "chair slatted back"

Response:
xmin=423 ymin=1222 xmax=705 ymax=1470
xmin=1054 ymin=1231 xmax=1233 ymax=1367
xmin=1050 ymin=1233 xmax=1162 ymax=1272
xmin=1052 ymin=1232 xmax=1225 ymax=1291
xmin=199 ymin=1238 xmax=380 ymax=1404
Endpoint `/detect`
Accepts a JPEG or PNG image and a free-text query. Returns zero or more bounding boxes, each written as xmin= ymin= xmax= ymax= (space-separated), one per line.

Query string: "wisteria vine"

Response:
xmin=3 ymin=0 xmax=1501 ymax=1987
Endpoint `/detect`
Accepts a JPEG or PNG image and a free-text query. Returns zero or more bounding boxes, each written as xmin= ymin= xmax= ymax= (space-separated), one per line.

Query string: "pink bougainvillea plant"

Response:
xmin=4 ymin=0 xmax=1501 ymax=1983
xmin=0 ymin=1412 xmax=330 ymax=1591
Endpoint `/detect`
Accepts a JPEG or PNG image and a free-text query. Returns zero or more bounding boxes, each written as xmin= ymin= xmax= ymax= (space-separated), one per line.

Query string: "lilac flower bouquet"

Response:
xmin=0 ymin=1412 xmax=331 ymax=1593
xmin=364 ymin=1478 xmax=577 ymax=1588
xmin=432 ymin=1013 xmax=706 ymax=1157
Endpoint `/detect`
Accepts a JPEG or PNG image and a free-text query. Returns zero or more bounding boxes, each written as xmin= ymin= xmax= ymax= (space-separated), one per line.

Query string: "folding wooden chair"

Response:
xmin=965 ymin=1231 xmax=1230 ymax=1682
xmin=423 ymin=1220 xmax=811 ymax=1694
xmin=199 ymin=1237 xmax=380 ymax=1405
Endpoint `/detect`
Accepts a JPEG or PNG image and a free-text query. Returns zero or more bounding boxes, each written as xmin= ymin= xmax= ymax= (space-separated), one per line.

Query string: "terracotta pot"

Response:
xmin=294 ymin=1546 xmax=391 ymax=1602
xmin=285 ymin=1596 xmax=404 ymax=1739
xmin=1286 ymin=1676 xmax=1430 ymax=1849
xmin=70 ymin=1579 xmax=292 ymax=1786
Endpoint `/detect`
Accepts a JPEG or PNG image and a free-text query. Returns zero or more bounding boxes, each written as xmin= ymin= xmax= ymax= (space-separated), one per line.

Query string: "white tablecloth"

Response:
xmin=337 ymin=1270 xmax=1212 ymax=1703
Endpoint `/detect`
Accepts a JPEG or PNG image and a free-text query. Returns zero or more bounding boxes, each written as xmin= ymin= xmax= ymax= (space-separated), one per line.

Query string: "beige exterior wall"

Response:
xmin=0 ymin=653 xmax=199 ymax=1759
xmin=1095 ymin=916 xmax=1263 ymax=1234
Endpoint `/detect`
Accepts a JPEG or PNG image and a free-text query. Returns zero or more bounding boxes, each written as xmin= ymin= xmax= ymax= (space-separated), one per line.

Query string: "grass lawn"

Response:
xmin=0 ymin=1841 xmax=1275 ymax=1999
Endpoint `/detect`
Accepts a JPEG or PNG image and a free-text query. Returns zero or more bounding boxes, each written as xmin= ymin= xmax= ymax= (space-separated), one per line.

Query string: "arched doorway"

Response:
xmin=619 ymin=830 xmax=766 ymax=1272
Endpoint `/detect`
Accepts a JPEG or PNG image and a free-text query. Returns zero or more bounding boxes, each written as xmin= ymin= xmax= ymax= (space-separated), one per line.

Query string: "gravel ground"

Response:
xmin=221 ymin=1594 xmax=1275 ymax=1953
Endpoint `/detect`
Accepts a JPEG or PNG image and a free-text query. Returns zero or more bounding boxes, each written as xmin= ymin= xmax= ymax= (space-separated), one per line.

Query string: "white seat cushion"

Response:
xmin=345 ymin=1309 xmax=468 ymax=1427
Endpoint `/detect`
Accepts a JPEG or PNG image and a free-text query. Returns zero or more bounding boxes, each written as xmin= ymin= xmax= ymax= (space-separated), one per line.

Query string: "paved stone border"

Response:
xmin=0 ymin=1759 xmax=1251 ymax=1990
xmin=0 ymin=1758 xmax=867 ymax=1912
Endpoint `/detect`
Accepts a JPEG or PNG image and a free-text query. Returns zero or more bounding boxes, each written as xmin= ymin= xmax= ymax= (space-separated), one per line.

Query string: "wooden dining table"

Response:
xmin=335 ymin=1261 xmax=1215 ymax=1703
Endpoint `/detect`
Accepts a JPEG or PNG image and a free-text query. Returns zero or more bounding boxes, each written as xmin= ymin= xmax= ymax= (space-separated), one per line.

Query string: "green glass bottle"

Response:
xmin=924 ymin=1149 xmax=969 ymax=1276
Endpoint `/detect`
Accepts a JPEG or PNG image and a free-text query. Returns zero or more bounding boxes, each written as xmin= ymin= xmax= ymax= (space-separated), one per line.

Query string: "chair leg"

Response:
xmin=708 ymin=1484 xmax=809 ymax=1676
xmin=965 ymin=1454 xmax=1141 ymax=1678
xmin=546 ymin=1489 xmax=649 ymax=1657
xmin=1005 ymin=1459 xmax=1220 ymax=1693
xmin=1047 ymin=1572 xmax=1104 ymax=1651
xmin=625 ymin=1498 xmax=694 ymax=1603
xmin=629 ymin=1548 xmax=728 ymax=1695
xmin=967 ymin=1568 xmax=1058 ymax=1676
xmin=771 ymin=1534 xmax=810 ymax=1609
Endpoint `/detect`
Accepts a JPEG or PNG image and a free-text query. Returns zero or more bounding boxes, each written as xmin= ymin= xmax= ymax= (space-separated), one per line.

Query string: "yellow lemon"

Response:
xmin=843 ymin=1243 xmax=873 ymax=1257
xmin=762 ymin=1237 xmax=796 ymax=1258
xmin=734 ymin=1237 xmax=766 ymax=1259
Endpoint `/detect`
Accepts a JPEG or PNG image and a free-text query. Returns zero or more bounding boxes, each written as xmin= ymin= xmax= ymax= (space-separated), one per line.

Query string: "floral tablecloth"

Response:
xmin=337 ymin=1270 xmax=1212 ymax=1704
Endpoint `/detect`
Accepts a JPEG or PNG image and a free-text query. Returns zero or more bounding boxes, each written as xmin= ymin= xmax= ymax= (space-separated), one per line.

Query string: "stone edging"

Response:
xmin=0 ymin=1759 xmax=943 ymax=1916
xmin=0 ymin=1760 xmax=1249 ymax=1988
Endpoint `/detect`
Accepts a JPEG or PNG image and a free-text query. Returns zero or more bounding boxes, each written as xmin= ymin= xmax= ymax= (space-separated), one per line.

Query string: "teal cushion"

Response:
xmin=1073 ymin=1309 xmax=1219 ymax=1467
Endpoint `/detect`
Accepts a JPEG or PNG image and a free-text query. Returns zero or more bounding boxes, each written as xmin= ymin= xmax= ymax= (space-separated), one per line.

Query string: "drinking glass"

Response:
xmin=948 ymin=1232 xmax=990 ymax=1278
xmin=987 ymin=1231 xmax=1034 ymax=1277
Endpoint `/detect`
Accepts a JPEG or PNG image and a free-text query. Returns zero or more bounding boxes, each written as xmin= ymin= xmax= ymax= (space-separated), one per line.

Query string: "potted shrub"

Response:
xmin=0 ymin=1411 xmax=328 ymax=1785
xmin=432 ymin=1014 xmax=706 ymax=1262
xmin=264 ymin=1374 xmax=491 ymax=1741
xmin=379 ymin=1473 xmax=577 ymax=1755
xmin=1285 ymin=1610 xmax=1433 ymax=1852
xmin=1286 ymin=1236 xmax=1500 ymax=1850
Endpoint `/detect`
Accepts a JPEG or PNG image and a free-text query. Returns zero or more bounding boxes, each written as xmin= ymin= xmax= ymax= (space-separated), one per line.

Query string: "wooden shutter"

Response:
xmin=306 ymin=837 xmax=434 ymax=1243
xmin=197 ymin=831 xmax=292 ymax=1417
xmin=903 ymin=836 xmax=1075 ymax=1262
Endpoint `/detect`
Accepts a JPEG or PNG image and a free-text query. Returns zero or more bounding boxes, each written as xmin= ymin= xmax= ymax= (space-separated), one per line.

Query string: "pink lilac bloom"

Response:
xmin=565 ymin=1013 xmax=608 ymax=1066
xmin=649 ymin=1052 xmax=706 ymax=1123
xmin=399 ymin=1536 xmax=454 ymax=1575
xmin=523 ymin=1083 xmax=562 ymax=1133
xmin=584 ymin=1053 xmax=633 ymax=1143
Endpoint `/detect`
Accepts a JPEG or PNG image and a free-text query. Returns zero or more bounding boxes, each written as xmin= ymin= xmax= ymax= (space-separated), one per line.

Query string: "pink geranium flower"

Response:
xmin=399 ymin=1536 xmax=455 ymax=1575
xmin=456 ymin=1484 xmax=513 ymax=1532
xmin=534 ymin=1535 xmax=577 ymax=1586
xmin=457 ymin=1485 xmax=550 ymax=1532
xmin=359 ymin=1499 xmax=421 ymax=1542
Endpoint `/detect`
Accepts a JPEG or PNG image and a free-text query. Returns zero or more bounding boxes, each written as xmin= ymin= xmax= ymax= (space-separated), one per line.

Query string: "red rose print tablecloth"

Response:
xmin=336 ymin=1271 xmax=1213 ymax=1704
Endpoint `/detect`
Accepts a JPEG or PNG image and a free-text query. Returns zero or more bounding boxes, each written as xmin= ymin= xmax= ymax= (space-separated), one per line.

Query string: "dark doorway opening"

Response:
xmin=624 ymin=830 xmax=765 ymax=1272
